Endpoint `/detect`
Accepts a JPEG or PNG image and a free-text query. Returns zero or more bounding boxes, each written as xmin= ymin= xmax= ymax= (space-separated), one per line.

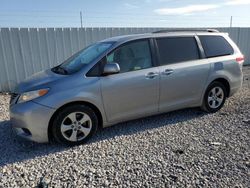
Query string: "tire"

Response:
xmin=201 ymin=81 xmax=227 ymax=113
xmin=52 ymin=104 xmax=98 ymax=145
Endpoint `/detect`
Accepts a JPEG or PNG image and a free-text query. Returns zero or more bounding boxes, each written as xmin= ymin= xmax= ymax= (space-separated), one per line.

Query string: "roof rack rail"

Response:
xmin=152 ymin=29 xmax=219 ymax=34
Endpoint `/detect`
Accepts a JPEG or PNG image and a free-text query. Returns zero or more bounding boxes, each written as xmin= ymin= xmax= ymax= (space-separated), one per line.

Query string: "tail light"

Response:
xmin=236 ymin=56 xmax=244 ymax=64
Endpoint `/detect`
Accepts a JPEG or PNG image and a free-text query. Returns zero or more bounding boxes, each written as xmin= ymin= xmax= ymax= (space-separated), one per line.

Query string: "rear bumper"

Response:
xmin=10 ymin=101 xmax=55 ymax=143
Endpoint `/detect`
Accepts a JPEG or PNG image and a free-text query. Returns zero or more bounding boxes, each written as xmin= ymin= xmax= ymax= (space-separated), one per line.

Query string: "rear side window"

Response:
xmin=199 ymin=35 xmax=234 ymax=58
xmin=156 ymin=37 xmax=200 ymax=65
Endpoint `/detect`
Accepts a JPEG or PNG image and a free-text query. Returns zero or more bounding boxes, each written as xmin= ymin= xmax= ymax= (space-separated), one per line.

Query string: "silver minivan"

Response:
xmin=10 ymin=29 xmax=244 ymax=145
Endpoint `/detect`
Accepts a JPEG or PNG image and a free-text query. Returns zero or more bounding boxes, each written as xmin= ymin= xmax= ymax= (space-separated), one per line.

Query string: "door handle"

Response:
xmin=162 ymin=69 xmax=174 ymax=75
xmin=145 ymin=72 xmax=159 ymax=79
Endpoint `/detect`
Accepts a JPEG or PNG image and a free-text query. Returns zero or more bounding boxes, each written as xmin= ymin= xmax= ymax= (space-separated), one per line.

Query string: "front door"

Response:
xmin=101 ymin=39 xmax=160 ymax=123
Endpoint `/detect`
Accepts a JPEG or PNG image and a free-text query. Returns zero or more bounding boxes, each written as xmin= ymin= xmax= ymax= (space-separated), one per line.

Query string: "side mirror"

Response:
xmin=103 ymin=62 xmax=120 ymax=75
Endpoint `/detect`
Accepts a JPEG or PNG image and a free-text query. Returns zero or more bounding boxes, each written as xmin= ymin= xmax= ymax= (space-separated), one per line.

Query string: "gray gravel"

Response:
xmin=0 ymin=67 xmax=249 ymax=187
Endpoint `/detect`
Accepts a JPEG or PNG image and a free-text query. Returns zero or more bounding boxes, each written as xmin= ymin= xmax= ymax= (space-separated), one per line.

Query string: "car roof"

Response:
xmin=100 ymin=30 xmax=226 ymax=44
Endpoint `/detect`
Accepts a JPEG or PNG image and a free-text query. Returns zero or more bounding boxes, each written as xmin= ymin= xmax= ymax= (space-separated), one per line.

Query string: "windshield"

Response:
xmin=52 ymin=42 xmax=113 ymax=74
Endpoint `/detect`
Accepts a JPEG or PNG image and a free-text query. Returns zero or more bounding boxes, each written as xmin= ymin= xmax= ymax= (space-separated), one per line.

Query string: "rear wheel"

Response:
xmin=52 ymin=105 xmax=98 ymax=145
xmin=202 ymin=81 xmax=227 ymax=113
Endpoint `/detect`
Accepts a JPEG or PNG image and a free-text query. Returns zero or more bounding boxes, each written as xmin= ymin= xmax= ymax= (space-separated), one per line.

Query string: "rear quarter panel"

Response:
xmin=204 ymin=55 xmax=243 ymax=99
xmin=198 ymin=33 xmax=243 ymax=101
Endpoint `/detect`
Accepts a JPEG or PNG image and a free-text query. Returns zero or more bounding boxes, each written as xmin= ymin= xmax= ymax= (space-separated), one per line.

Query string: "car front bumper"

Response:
xmin=10 ymin=101 xmax=56 ymax=143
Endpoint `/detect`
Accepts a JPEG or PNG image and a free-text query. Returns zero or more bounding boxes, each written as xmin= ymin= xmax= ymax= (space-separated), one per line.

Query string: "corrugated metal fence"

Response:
xmin=0 ymin=27 xmax=249 ymax=92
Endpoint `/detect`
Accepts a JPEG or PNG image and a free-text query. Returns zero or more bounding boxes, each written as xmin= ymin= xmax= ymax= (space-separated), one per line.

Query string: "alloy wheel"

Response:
xmin=207 ymin=87 xmax=224 ymax=109
xmin=60 ymin=112 xmax=92 ymax=142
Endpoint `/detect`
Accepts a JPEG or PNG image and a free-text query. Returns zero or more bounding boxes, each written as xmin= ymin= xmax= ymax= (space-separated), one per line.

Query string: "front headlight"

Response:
xmin=18 ymin=88 xmax=49 ymax=103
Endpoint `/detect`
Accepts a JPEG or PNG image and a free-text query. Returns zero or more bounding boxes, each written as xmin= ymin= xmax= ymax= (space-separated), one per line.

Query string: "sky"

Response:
xmin=0 ymin=0 xmax=250 ymax=28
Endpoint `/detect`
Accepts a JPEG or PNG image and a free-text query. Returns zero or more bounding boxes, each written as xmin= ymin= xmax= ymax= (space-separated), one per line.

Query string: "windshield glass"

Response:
xmin=53 ymin=42 xmax=113 ymax=74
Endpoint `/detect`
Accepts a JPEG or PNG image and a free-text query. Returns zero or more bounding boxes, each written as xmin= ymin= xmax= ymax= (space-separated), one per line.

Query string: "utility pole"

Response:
xmin=80 ymin=11 xmax=83 ymax=28
xmin=230 ymin=16 xmax=233 ymax=27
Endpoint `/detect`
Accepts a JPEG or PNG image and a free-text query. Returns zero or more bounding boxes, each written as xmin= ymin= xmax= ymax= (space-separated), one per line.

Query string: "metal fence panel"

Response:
xmin=0 ymin=29 xmax=9 ymax=91
xmin=20 ymin=28 xmax=34 ymax=77
xmin=1 ymin=28 xmax=20 ymax=91
xmin=29 ymin=28 xmax=43 ymax=73
xmin=238 ymin=28 xmax=250 ymax=66
xmin=0 ymin=27 xmax=249 ymax=92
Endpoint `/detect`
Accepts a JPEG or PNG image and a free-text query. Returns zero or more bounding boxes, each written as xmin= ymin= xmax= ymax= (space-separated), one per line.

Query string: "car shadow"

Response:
xmin=0 ymin=108 xmax=207 ymax=167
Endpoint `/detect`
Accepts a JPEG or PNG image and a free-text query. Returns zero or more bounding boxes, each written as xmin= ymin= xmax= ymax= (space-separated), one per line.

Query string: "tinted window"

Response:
xmin=156 ymin=37 xmax=200 ymax=65
xmin=199 ymin=35 xmax=234 ymax=58
xmin=107 ymin=40 xmax=152 ymax=73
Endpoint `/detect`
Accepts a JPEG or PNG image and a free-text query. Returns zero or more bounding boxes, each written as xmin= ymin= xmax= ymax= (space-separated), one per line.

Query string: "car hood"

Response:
xmin=15 ymin=69 xmax=65 ymax=93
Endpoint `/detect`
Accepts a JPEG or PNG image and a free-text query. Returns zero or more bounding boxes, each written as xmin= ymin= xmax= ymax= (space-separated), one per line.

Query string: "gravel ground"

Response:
xmin=0 ymin=67 xmax=249 ymax=187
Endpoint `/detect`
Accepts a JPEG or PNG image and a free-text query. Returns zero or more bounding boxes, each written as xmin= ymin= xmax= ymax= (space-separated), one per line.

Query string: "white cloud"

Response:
xmin=154 ymin=4 xmax=220 ymax=15
xmin=124 ymin=3 xmax=138 ymax=9
xmin=225 ymin=0 xmax=250 ymax=5
xmin=154 ymin=0 xmax=250 ymax=16
xmin=158 ymin=0 xmax=176 ymax=2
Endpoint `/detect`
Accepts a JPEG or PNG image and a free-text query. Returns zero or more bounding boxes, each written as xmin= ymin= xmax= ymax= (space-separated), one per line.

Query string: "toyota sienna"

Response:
xmin=9 ymin=29 xmax=244 ymax=145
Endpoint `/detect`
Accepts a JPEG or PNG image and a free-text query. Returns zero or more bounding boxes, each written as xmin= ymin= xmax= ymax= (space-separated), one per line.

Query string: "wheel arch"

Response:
xmin=209 ymin=78 xmax=230 ymax=97
xmin=48 ymin=101 xmax=103 ymax=142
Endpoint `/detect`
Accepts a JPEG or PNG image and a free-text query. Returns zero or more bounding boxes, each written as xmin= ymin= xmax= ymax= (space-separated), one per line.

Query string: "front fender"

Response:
xmin=33 ymin=77 xmax=108 ymax=124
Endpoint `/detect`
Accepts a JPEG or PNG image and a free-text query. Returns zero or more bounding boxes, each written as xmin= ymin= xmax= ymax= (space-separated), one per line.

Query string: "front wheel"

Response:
xmin=52 ymin=105 xmax=98 ymax=145
xmin=202 ymin=82 xmax=227 ymax=113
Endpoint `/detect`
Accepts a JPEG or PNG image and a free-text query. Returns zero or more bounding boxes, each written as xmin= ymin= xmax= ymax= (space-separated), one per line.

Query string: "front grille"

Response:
xmin=10 ymin=93 xmax=19 ymax=104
